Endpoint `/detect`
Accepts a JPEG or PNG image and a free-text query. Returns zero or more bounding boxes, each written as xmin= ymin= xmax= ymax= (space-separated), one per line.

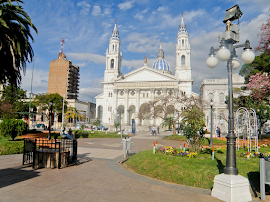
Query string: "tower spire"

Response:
xmin=111 ymin=20 xmax=119 ymax=39
xmin=178 ymin=13 xmax=188 ymax=35
xmin=157 ymin=42 xmax=164 ymax=59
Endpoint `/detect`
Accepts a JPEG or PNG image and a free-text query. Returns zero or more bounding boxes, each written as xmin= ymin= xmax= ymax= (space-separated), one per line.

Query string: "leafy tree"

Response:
xmin=93 ymin=119 xmax=101 ymax=130
xmin=0 ymin=119 xmax=27 ymax=140
xmin=34 ymin=93 xmax=66 ymax=120
xmin=180 ymin=106 xmax=205 ymax=153
xmin=114 ymin=122 xmax=120 ymax=131
xmin=255 ymin=8 xmax=270 ymax=55
xmin=1 ymin=83 xmax=29 ymax=119
xmin=0 ymin=100 xmax=14 ymax=119
xmin=0 ymin=0 xmax=38 ymax=87
xmin=239 ymin=53 xmax=270 ymax=83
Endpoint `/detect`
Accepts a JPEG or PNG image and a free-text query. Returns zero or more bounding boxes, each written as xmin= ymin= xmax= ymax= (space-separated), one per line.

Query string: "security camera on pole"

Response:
xmin=206 ymin=5 xmax=255 ymax=202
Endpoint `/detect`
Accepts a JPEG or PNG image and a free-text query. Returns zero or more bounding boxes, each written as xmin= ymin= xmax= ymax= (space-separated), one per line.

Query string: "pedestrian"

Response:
xmin=157 ymin=126 xmax=160 ymax=134
xmin=152 ymin=126 xmax=156 ymax=136
xmin=149 ymin=125 xmax=151 ymax=132
xmin=216 ymin=127 xmax=220 ymax=138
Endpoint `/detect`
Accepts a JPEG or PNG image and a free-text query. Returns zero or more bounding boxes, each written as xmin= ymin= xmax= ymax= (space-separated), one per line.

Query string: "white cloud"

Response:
xmin=66 ymin=53 xmax=106 ymax=64
xmin=118 ymin=1 xmax=134 ymax=11
xmin=77 ymin=1 xmax=91 ymax=16
xmin=125 ymin=33 xmax=159 ymax=53
xmin=157 ymin=7 xmax=163 ymax=11
xmin=92 ymin=5 xmax=101 ymax=16
xmin=21 ymin=69 xmax=49 ymax=95
xmin=103 ymin=7 xmax=112 ymax=16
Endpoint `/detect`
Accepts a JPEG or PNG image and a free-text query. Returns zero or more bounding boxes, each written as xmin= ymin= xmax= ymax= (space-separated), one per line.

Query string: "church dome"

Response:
xmin=152 ymin=43 xmax=171 ymax=72
xmin=152 ymin=59 xmax=171 ymax=71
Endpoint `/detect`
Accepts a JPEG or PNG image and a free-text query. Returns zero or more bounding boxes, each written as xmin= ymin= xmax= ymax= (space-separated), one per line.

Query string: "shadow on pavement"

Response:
xmin=0 ymin=166 xmax=40 ymax=189
xmin=77 ymin=153 xmax=92 ymax=165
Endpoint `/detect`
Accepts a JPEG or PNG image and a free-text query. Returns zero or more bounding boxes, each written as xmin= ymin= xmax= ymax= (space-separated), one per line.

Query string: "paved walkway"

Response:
xmin=0 ymin=130 xmax=260 ymax=201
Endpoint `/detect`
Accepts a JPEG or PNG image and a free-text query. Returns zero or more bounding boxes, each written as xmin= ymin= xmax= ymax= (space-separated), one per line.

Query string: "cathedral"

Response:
xmin=95 ymin=16 xmax=195 ymax=127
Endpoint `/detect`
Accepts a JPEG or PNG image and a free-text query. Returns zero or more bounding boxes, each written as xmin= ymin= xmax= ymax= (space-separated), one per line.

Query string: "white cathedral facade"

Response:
xmin=95 ymin=17 xmax=195 ymax=127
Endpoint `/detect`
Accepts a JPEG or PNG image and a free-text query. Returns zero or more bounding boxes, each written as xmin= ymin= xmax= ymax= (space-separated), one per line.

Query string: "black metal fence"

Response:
xmin=23 ymin=138 xmax=77 ymax=169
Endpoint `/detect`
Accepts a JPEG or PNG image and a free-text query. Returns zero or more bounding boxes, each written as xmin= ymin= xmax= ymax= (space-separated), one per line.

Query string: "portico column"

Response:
xmin=150 ymin=88 xmax=155 ymax=99
xmin=113 ymin=89 xmax=118 ymax=122
xmin=162 ymin=88 xmax=167 ymax=96
xmin=135 ymin=89 xmax=140 ymax=128
xmin=124 ymin=89 xmax=129 ymax=124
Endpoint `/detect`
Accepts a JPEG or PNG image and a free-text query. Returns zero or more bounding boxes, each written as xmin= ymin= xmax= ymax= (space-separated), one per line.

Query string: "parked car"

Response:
xmin=35 ymin=124 xmax=45 ymax=128
xmin=97 ymin=125 xmax=108 ymax=130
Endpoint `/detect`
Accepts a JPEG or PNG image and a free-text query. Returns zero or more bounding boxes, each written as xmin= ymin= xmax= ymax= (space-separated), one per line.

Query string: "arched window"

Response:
xmin=182 ymin=39 xmax=184 ymax=47
xmin=112 ymin=44 xmax=114 ymax=51
xmin=115 ymin=45 xmax=117 ymax=51
xmin=181 ymin=55 xmax=185 ymax=66
xmin=219 ymin=93 xmax=225 ymax=103
xmin=111 ymin=59 xmax=114 ymax=68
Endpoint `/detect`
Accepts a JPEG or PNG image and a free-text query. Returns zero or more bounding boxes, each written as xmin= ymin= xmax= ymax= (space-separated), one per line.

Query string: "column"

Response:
xmin=162 ymin=88 xmax=167 ymax=96
xmin=113 ymin=89 xmax=118 ymax=122
xmin=124 ymin=89 xmax=129 ymax=124
xmin=150 ymin=88 xmax=155 ymax=99
xmin=135 ymin=89 xmax=140 ymax=128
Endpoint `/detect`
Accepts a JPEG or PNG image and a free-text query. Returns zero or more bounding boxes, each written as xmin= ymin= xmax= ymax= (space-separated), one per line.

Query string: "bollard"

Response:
xmin=212 ymin=146 xmax=214 ymax=160
xmin=260 ymin=156 xmax=265 ymax=200
xmin=247 ymin=151 xmax=250 ymax=159
xmin=183 ymin=143 xmax=185 ymax=152
xmin=153 ymin=142 xmax=156 ymax=154
xmin=180 ymin=140 xmax=182 ymax=150
xmin=155 ymin=141 xmax=158 ymax=149
xmin=123 ymin=139 xmax=127 ymax=158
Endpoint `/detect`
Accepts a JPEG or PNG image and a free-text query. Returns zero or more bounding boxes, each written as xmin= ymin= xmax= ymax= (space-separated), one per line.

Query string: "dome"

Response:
xmin=152 ymin=59 xmax=171 ymax=71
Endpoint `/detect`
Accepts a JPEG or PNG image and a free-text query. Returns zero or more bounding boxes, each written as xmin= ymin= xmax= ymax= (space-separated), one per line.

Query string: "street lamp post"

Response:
xmin=210 ymin=99 xmax=214 ymax=148
xmin=206 ymin=5 xmax=255 ymax=201
xmin=48 ymin=101 xmax=55 ymax=140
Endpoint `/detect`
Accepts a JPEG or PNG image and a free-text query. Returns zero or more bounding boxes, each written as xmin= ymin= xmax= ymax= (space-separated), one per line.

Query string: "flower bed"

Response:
xmin=157 ymin=146 xmax=197 ymax=158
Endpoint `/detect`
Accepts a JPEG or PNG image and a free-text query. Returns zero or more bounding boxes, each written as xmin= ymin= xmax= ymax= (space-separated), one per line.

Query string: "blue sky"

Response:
xmin=20 ymin=0 xmax=270 ymax=102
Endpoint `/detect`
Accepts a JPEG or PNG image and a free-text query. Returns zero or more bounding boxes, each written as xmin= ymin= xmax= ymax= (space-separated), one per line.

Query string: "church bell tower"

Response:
xmin=175 ymin=15 xmax=191 ymax=80
xmin=104 ymin=21 xmax=122 ymax=82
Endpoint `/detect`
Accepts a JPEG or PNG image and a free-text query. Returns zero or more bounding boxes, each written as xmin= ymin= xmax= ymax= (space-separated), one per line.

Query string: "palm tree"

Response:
xmin=64 ymin=107 xmax=86 ymax=127
xmin=0 ymin=0 xmax=38 ymax=87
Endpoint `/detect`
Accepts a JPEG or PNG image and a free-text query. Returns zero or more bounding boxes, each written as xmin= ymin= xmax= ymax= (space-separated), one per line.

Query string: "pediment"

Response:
xmin=115 ymin=66 xmax=178 ymax=83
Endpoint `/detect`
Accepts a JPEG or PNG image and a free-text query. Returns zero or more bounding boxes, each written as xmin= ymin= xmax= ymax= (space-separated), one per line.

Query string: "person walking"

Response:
xmin=157 ymin=126 xmax=160 ymax=134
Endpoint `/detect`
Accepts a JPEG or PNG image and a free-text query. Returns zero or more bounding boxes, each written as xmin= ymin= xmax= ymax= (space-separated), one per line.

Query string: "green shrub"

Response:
xmin=0 ymin=140 xmax=24 ymax=155
xmin=0 ymin=119 xmax=28 ymax=140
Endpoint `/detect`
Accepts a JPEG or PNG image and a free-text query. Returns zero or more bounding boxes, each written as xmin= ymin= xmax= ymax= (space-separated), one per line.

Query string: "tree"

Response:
xmin=34 ymin=93 xmax=67 ymax=122
xmin=239 ymin=53 xmax=270 ymax=83
xmin=0 ymin=100 xmax=14 ymax=119
xmin=0 ymin=119 xmax=27 ymax=140
xmin=246 ymin=72 xmax=270 ymax=102
xmin=255 ymin=8 xmax=270 ymax=55
xmin=1 ymin=83 xmax=29 ymax=119
xmin=114 ymin=122 xmax=120 ymax=131
xmin=93 ymin=119 xmax=101 ymax=130
xmin=180 ymin=106 xmax=205 ymax=153
xmin=160 ymin=117 xmax=174 ymax=130
xmin=64 ymin=107 xmax=86 ymax=127
xmin=0 ymin=0 xmax=38 ymax=87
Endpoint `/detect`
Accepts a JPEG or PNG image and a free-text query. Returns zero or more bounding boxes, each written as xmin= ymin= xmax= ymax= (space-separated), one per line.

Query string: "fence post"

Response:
xmin=58 ymin=140 xmax=61 ymax=169
xmin=22 ymin=140 xmax=26 ymax=165
xmin=73 ymin=140 xmax=77 ymax=165
xmin=32 ymin=139 xmax=36 ymax=169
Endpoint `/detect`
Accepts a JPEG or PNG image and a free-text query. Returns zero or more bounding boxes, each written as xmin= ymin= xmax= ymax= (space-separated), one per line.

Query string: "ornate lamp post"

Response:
xmin=210 ymin=99 xmax=214 ymax=148
xmin=206 ymin=5 xmax=255 ymax=201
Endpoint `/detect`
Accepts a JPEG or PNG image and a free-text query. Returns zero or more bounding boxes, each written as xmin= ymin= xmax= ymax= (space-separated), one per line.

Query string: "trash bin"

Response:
xmin=122 ymin=137 xmax=132 ymax=158
xmin=260 ymin=155 xmax=270 ymax=200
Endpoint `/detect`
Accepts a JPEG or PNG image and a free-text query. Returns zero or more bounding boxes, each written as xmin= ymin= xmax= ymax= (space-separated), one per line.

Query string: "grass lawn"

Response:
xmin=0 ymin=135 xmax=24 ymax=155
xmin=74 ymin=130 xmax=127 ymax=138
xmin=164 ymin=135 xmax=227 ymax=146
xmin=125 ymin=147 xmax=265 ymax=195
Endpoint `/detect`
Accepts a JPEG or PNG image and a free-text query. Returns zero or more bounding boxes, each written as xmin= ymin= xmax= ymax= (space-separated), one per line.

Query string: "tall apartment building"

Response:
xmin=47 ymin=52 xmax=80 ymax=99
